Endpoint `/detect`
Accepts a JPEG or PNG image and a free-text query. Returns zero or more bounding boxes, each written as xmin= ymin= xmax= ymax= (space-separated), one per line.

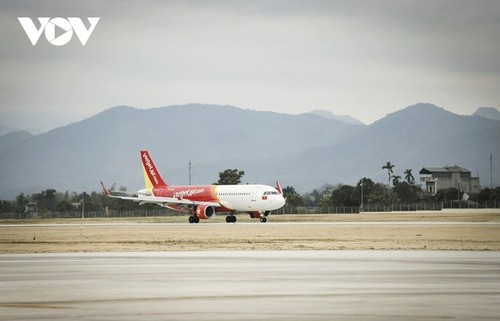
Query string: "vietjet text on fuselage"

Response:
xmin=101 ymin=151 xmax=286 ymax=223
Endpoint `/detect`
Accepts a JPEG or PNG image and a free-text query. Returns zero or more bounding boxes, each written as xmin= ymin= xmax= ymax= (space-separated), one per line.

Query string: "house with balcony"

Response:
xmin=419 ymin=165 xmax=481 ymax=195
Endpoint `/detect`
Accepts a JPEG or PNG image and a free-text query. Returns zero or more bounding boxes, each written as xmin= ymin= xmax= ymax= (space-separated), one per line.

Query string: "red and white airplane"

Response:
xmin=101 ymin=150 xmax=286 ymax=223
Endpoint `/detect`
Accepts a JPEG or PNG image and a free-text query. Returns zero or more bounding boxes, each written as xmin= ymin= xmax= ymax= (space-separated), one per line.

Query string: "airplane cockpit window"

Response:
xmin=264 ymin=191 xmax=279 ymax=195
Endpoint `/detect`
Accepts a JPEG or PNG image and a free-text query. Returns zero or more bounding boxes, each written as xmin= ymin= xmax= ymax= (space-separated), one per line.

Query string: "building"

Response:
xmin=419 ymin=165 xmax=481 ymax=195
xmin=25 ymin=202 xmax=39 ymax=218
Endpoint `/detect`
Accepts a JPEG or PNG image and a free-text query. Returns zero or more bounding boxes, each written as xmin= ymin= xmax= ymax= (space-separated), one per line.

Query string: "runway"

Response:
xmin=3 ymin=221 xmax=500 ymax=227
xmin=1 ymin=251 xmax=500 ymax=320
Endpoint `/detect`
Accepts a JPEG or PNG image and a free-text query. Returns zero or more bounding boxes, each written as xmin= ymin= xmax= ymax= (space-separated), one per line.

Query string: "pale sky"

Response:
xmin=1 ymin=0 xmax=500 ymax=131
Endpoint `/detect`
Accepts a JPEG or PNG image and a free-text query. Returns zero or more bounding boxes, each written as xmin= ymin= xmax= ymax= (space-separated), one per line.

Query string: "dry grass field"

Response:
xmin=1 ymin=211 xmax=499 ymax=253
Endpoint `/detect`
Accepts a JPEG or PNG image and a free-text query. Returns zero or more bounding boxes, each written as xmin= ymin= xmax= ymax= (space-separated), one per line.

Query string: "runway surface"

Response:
xmin=1 ymin=251 xmax=500 ymax=320
xmin=3 ymin=221 xmax=500 ymax=227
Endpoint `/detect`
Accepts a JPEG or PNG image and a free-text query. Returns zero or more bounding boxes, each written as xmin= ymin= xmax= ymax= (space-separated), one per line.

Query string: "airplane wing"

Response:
xmin=100 ymin=181 xmax=220 ymax=210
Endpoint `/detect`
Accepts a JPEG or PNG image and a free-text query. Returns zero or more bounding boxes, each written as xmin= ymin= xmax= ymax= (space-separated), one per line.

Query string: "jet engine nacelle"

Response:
xmin=196 ymin=205 xmax=215 ymax=219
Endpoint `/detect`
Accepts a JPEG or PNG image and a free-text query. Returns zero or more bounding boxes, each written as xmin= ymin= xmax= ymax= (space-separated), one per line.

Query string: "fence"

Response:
xmin=0 ymin=208 xmax=179 ymax=220
xmin=1 ymin=200 xmax=499 ymax=219
xmin=275 ymin=200 xmax=500 ymax=215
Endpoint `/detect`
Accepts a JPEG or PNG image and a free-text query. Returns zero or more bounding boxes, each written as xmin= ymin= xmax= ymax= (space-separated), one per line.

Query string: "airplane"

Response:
xmin=101 ymin=150 xmax=286 ymax=223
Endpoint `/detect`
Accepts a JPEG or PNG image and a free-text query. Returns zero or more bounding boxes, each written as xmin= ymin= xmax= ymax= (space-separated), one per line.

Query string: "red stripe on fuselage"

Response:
xmin=152 ymin=185 xmax=232 ymax=213
xmin=153 ymin=185 xmax=218 ymax=202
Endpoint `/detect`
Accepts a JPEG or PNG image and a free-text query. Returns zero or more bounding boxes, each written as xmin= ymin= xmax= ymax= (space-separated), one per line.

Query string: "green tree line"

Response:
xmin=1 ymin=163 xmax=499 ymax=215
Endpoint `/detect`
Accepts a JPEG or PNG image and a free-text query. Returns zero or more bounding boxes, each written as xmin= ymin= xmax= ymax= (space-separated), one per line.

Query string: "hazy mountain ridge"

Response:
xmin=279 ymin=103 xmax=500 ymax=189
xmin=0 ymin=104 xmax=360 ymax=198
xmin=473 ymin=107 xmax=500 ymax=121
xmin=303 ymin=110 xmax=365 ymax=125
xmin=0 ymin=103 xmax=498 ymax=198
xmin=0 ymin=130 xmax=32 ymax=154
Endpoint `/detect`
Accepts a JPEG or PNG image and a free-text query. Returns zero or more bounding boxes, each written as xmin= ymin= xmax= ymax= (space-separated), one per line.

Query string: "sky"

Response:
xmin=1 ymin=0 xmax=500 ymax=132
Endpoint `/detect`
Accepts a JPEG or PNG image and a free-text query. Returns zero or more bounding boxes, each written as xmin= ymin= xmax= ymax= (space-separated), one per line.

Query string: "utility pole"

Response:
xmin=81 ymin=187 xmax=85 ymax=237
xmin=360 ymin=180 xmax=364 ymax=213
xmin=491 ymin=153 xmax=493 ymax=189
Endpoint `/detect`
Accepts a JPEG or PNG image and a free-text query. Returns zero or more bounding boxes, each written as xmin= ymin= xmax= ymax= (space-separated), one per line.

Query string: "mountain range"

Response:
xmin=0 ymin=103 xmax=499 ymax=199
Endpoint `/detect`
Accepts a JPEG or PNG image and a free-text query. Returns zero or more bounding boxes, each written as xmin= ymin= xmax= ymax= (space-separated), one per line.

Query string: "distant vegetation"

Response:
xmin=2 ymin=103 xmax=499 ymax=199
xmin=1 ymin=172 xmax=499 ymax=218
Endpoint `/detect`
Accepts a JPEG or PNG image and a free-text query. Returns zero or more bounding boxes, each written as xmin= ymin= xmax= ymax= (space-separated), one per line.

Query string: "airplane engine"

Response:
xmin=196 ymin=205 xmax=215 ymax=219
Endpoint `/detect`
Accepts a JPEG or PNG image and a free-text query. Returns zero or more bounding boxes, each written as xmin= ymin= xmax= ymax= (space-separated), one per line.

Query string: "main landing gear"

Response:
xmin=188 ymin=215 xmax=200 ymax=224
xmin=226 ymin=215 xmax=237 ymax=223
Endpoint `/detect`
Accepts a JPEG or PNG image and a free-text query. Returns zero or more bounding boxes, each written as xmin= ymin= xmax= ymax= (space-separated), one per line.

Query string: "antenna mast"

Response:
xmin=491 ymin=153 xmax=493 ymax=189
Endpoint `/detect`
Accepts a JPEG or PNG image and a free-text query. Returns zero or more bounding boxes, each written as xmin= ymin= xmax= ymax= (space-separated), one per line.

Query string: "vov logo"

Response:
xmin=18 ymin=17 xmax=100 ymax=46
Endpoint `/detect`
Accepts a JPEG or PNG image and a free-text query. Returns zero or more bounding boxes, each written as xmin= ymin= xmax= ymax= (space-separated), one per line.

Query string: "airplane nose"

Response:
xmin=278 ymin=195 xmax=286 ymax=207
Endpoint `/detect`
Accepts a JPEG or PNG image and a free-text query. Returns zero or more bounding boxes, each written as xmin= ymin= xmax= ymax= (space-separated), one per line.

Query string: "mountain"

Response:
xmin=0 ymin=124 xmax=20 ymax=136
xmin=473 ymin=107 xmax=500 ymax=121
xmin=0 ymin=103 xmax=499 ymax=198
xmin=277 ymin=103 xmax=500 ymax=190
xmin=0 ymin=104 xmax=360 ymax=198
xmin=303 ymin=110 xmax=365 ymax=125
xmin=0 ymin=130 xmax=32 ymax=154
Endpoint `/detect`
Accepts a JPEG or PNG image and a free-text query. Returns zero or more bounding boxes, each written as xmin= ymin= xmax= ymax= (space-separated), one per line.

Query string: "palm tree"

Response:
xmin=392 ymin=175 xmax=401 ymax=186
xmin=382 ymin=161 xmax=395 ymax=185
xmin=404 ymin=169 xmax=415 ymax=184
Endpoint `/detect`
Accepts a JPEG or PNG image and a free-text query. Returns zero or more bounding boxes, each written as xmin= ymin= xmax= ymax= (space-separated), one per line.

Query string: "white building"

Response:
xmin=419 ymin=165 xmax=481 ymax=195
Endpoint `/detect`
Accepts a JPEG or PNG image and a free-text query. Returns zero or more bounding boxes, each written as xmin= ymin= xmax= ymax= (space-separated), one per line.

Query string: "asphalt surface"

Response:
xmin=1 ymin=251 xmax=499 ymax=320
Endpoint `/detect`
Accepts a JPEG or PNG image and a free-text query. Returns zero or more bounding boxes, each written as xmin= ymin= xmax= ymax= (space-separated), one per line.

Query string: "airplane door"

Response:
xmin=251 ymin=189 xmax=257 ymax=201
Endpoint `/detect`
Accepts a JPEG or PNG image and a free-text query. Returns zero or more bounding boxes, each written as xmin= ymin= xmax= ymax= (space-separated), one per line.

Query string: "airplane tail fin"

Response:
xmin=140 ymin=150 xmax=168 ymax=189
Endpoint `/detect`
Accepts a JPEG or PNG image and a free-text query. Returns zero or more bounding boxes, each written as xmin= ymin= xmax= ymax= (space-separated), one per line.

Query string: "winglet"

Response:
xmin=275 ymin=180 xmax=283 ymax=194
xmin=100 ymin=181 xmax=110 ymax=196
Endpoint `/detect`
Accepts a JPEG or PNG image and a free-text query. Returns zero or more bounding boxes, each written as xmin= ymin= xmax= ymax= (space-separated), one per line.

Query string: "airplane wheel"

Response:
xmin=226 ymin=216 xmax=236 ymax=223
xmin=188 ymin=216 xmax=194 ymax=224
xmin=260 ymin=217 xmax=267 ymax=223
xmin=194 ymin=216 xmax=200 ymax=223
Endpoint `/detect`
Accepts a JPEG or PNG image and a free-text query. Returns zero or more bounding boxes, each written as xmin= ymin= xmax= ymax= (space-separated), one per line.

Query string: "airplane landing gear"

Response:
xmin=226 ymin=215 xmax=236 ymax=223
xmin=260 ymin=217 xmax=267 ymax=223
xmin=189 ymin=215 xmax=200 ymax=224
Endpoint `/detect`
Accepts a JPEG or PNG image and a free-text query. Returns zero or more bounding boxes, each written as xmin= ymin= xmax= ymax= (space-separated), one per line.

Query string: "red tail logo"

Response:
xmin=141 ymin=151 xmax=167 ymax=187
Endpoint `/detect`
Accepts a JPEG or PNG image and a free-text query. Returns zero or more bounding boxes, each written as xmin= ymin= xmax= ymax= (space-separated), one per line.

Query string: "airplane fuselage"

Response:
xmin=140 ymin=184 xmax=285 ymax=212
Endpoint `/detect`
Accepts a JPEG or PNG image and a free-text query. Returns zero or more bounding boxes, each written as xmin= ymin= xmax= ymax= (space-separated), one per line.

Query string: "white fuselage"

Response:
xmin=214 ymin=184 xmax=285 ymax=212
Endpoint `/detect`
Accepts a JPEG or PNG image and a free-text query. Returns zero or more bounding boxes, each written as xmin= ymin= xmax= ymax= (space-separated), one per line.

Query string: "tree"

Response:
xmin=15 ymin=193 xmax=29 ymax=213
xmin=215 ymin=169 xmax=245 ymax=185
xmin=367 ymin=185 xmax=399 ymax=205
xmin=382 ymin=161 xmax=395 ymax=185
xmin=282 ymin=186 xmax=302 ymax=207
xmin=330 ymin=185 xmax=358 ymax=207
xmin=391 ymin=175 xmax=401 ymax=186
xmin=404 ymin=169 xmax=415 ymax=184
xmin=356 ymin=178 xmax=376 ymax=207
xmin=393 ymin=182 xmax=422 ymax=203
xmin=0 ymin=200 xmax=14 ymax=213
xmin=434 ymin=188 xmax=462 ymax=203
